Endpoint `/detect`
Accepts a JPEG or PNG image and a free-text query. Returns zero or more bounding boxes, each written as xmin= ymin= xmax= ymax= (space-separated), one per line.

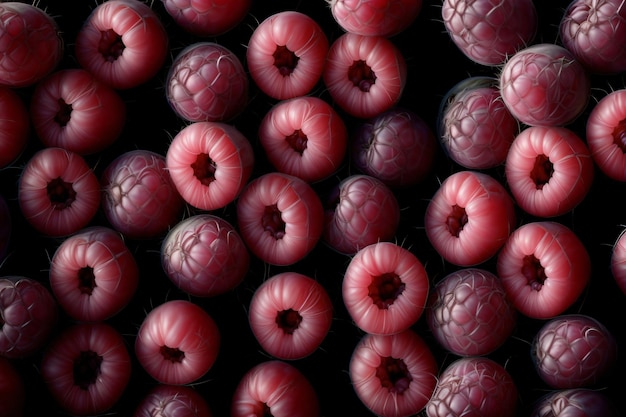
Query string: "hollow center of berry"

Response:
xmin=349 ymin=60 xmax=376 ymax=92
xmin=78 ymin=266 xmax=96 ymax=295
xmin=273 ymin=45 xmax=299 ymax=76
xmin=55 ymin=98 xmax=72 ymax=127
xmin=47 ymin=177 xmax=77 ymax=209
xmin=276 ymin=308 xmax=303 ymax=334
xmin=160 ymin=345 xmax=185 ymax=363
xmin=286 ymin=129 xmax=308 ymax=155
xmin=73 ymin=350 xmax=103 ymax=390
xmin=99 ymin=29 xmax=125 ymax=62
xmin=612 ymin=118 xmax=626 ymax=151
xmin=447 ymin=204 xmax=468 ymax=237
xmin=368 ymin=273 xmax=405 ymax=309
xmin=376 ymin=356 xmax=412 ymax=394
xmin=262 ymin=204 xmax=286 ymax=239
xmin=191 ymin=153 xmax=217 ymax=186
xmin=531 ymin=154 xmax=553 ymax=189
xmin=522 ymin=254 xmax=546 ymax=291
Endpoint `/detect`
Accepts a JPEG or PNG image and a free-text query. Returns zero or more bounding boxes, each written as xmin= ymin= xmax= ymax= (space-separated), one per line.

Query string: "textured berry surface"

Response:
xmin=0 ymin=276 xmax=58 ymax=359
xmin=236 ymin=172 xmax=324 ymax=266
xmin=0 ymin=2 xmax=63 ymax=87
xmin=438 ymin=76 xmax=518 ymax=169
xmin=161 ymin=0 xmax=251 ymax=37
xmin=532 ymin=314 xmax=618 ymax=389
xmin=504 ymin=125 xmax=595 ymax=218
xmin=343 ymin=241 xmax=430 ymax=335
xmin=497 ymin=221 xmax=592 ymax=319
xmin=560 ymin=0 xmax=626 ymax=75
xmin=18 ymin=147 xmax=101 ymax=237
xmin=352 ymin=107 xmax=437 ymax=187
xmin=427 ymin=268 xmax=517 ymax=356
xmin=323 ymin=174 xmax=400 ymax=255
xmin=101 ymin=149 xmax=185 ymax=239
xmin=499 ymin=43 xmax=590 ymax=126
xmin=49 ymin=226 xmax=139 ymax=322
xmin=323 ymin=32 xmax=407 ymax=119
xmin=166 ymin=42 xmax=248 ymax=122
xmin=161 ymin=214 xmax=249 ymax=297
xmin=246 ymin=11 xmax=329 ymax=100
xmin=134 ymin=384 xmax=213 ymax=417
xmin=442 ymin=0 xmax=537 ymax=66
xmin=259 ymin=96 xmax=347 ymax=183
xmin=585 ymin=88 xmax=626 ymax=181
xmin=329 ymin=0 xmax=422 ymax=37
xmin=248 ymin=271 xmax=333 ymax=360
xmin=74 ymin=0 xmax=169 ymax=90
xmin=424 ymin=170 xmax=516 ymax=267
xmin=231 ymin=360 xmax=320 ymax=417
xmin=2 ymin=1 xmax=626 ymax=416
xmin=350 ymin=329 xmax=438 ymax=417
xmin=426 ymin=356 xmax=518 ymax=417
xmin=530 ymin=388 xmax=619 ymax=417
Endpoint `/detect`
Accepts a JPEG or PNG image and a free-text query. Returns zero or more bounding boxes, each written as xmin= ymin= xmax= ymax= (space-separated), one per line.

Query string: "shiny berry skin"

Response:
xmin=531 ymin=314 xmax=618 ymax=389
xmin=499 ymin=43 xmax=590 ymax=127
xmin=560 ymin=0 xmax=626 ymax=75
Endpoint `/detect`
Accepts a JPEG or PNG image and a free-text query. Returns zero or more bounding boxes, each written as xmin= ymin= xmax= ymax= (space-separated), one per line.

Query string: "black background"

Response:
xmin=1 ymin=0 xmax=626 ymax=416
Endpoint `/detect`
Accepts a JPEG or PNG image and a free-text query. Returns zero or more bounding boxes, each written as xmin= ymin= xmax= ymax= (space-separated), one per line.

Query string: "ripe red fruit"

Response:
xmin=74 ymin=0 xmax=169 ymax=89
xmin=258 ymin=96 xmax=348 ymax=183
xmin=560 ymin=0 xmax=626 ymax=75
xmin=0 ymin=2 xmax=63 ymax=88
xmin=161 ymin=214 xmax=250 ymax=297
xmin=40 ymin=322 xmax=132 ymax=416
xmin=329 ymin=0 xmax=422 ymax=38
xmin=505 ymin=125 xmax=594 ymax=218
xmin=236 ymin=172 xmax=324 ymax=266
xmin=323 ymin=174 xmax=400 ymax=255
xmin=499 ymin=43 xmax=590 ymax=127
xmin=352 ymin=107 xmax=438 ymax=187
xmin=442 ymin=0 xmax=537 ymax=66
xmin=342 ymin=242 xmax=429 ymax=336
xmin=611 ymin=227 xmax=626 ymax=295
xmin=0 ymin=276 xmax=58 ymax=358
xmin=101 ymin=149 xmax=185 ymax=239
xmin=18 ymin=147 xmax=101 ymax=237
xmin=231 ymin=360 xmax=320 ymax=417
xmin=30 ymin=68 xmax=126 ymax=155
xmin=427 ymin=268 xmax=517 ymax=357
xmin=133 ymin=384 xmax=213 ymax=417
xmin=496 ymin=221 xmax=591 ymax=319
xmin=135 ymin=299 xmax=221 ymax=385
xmin=530 ymin=388 xmax=620 ymax=417
xmin=586 ymin=88 xmax=626 ymax=182
xmin=323 ymin=32 xmax=407 ymax=119
xmin=166 ymin=121 xmax=254 ymax=211
xmin=438 ymin=76 xmax=518 ymax=170
xmin=424 ymin=170 xmax=516 ymax=267
xmin=48 ymin=226 xmax=140 ymax=322
xmin=247 ymin=11 xmax=329 ymax=100
xmin=248 ymin=271 xmax=333 ymax=360
xmin=426 ymin=356 xmax=518 ymax=417
xmin=166 ymin=42 xmax=249 ymax=122
xmin=161 ymin=0 xmax=251 ymax=37
xmin=349 ymin=329 xmax=438 ymax=417
xmin=531 ymin=314 xmax=618 ymax=389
